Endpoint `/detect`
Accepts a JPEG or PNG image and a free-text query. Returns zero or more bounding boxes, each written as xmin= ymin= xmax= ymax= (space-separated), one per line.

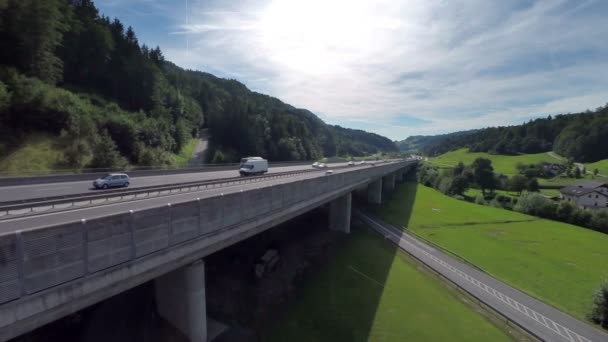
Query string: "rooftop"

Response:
xmin=573 ymin=181 xmax=607 ymax=189
xmin=560 ymin=186 xmax=596 ymax=197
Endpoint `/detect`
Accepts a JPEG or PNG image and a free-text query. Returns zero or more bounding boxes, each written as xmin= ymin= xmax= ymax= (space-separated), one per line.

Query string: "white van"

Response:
xmin=239 ymin=157 xmax=268 ymax=176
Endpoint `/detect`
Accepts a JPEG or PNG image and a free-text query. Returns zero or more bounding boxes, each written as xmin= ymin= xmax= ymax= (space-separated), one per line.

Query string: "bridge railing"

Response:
xmin=0 ymin=161 xmax=414 ymax=305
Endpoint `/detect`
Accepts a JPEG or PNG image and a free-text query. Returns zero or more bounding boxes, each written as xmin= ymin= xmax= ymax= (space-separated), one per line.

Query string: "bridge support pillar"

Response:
xmin=156 ymin=260 xmax=207 ymax=342
xmin=383 ymin=173 xmax=396 ymax=193
xmin=395 ymin=169 xmax=404 ymax=183
xmin=329 ymin=193 xmax=352 ymax=233
xmin=367 ymin=178 xmax=382 ymax=204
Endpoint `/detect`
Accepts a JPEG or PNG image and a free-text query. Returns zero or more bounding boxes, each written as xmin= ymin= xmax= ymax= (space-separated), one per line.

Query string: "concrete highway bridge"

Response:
xmin=0 ymin=159 xmax=417 ymax=341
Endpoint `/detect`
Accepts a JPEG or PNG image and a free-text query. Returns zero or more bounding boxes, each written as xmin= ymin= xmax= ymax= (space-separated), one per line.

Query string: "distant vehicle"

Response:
xmin=326 ymin=170 xmax=334 ymax=175
xmin=359 ymin=161 xmax=366 ymax=165
xmin=318 ymin=163 xmax=327 ymax=168
xmin=312 ymin=162 xmax=320 ymax=168
xmin=239 ymin=157 xmax=268 ymax=176
xmin=347 ymin=161 xmax=355 ymax=166
xmin=93 ymin=173 xmax=129 ymax=189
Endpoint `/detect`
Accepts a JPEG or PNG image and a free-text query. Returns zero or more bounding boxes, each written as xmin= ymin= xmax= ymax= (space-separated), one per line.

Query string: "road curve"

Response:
xmin=357 ymin=212 xmax=608 ymax=342
xmin=0 ymin=163 xmax=349 ymax=203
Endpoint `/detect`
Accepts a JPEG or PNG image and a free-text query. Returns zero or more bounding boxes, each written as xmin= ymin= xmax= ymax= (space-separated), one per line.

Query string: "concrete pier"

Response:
xmin=156 ymin=260 xmax=207 ymax=342
xmin=396 ymin=169 xmax=404 ymax=183
xmin=329 ymin=193 xmax=352 ymax=233
xmin=367 ymin=178 xmax=382 ymax=204
xmin=383 ymin=173 xmax=396 ymax=193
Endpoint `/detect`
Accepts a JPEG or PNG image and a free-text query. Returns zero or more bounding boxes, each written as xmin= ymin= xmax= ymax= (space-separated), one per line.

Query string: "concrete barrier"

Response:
xmin=86 ymin=213 xmax=132 ymax=273
xmin=199 ymin=195 xmax=223 ymax=236
xmin=243 ymin=188 xmax=272 ymax=220
xmin=0 ymin=161 xmax=418 ymax=341
xmin=133 ymin=206 xmax=170 ymax=257
xmin=170 ymin=201 xmax=200 ymax=245
xmin=0 ymin=233 xmax=19 ymax=304
xmin=270 ymin=185 xmax=284 ymax=211
xmin=282 ymin=182 xmax=297 ymax=206
xmin=0 ymin=161 xmax=316 ymax=187
xmin=20 ymin=222 xmax=85 ymax=294
xmin=221 ymin=192 xmax=243 ymax=228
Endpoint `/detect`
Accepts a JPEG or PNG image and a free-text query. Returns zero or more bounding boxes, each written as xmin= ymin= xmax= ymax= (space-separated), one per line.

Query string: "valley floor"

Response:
xmin=263 ymin=227 xmax=514 ymax=342
xmin=374 ymin=182 xmax=608 ymax=322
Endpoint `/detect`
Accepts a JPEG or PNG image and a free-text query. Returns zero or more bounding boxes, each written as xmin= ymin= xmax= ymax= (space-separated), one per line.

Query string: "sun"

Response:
xmin=257 ymin=0 xmax=375 ymax=76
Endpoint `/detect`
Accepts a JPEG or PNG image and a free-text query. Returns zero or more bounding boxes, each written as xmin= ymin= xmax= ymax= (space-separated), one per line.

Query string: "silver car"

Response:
xmin=93 ymin=173 xmax=130 ymax=189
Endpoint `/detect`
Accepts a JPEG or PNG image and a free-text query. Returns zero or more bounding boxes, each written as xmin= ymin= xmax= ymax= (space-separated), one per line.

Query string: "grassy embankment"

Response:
xmin=429 ymin=148 xmax=600 ymax=193
xmin=174 ymin=138 xmax=198 ymax=166
xmin=587 ymin=159 xmax=608 ymax=176
xmin=0 ymin=134 xmax=200 ymax=176
xmin=264 ymin=228 xmax=515 ymax=342
xmin=0 ymin=134 xmax=68 ymax=176
xmin=375 ymin=182 xmax=608 ymax=321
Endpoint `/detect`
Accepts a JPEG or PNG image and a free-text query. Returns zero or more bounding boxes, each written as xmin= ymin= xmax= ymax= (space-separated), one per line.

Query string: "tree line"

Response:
xmin=0 ymin=0 xmax=397 ymax=169
xmin=422 ymin=106 xmax=608 ymax=163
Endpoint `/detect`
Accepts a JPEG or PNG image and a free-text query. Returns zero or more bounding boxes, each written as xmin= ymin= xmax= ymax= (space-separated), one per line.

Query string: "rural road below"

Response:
xmin=356 ymin=211 xmax=608 ymax=342
xmin=190 ymin=129 xmax=209 ymax=166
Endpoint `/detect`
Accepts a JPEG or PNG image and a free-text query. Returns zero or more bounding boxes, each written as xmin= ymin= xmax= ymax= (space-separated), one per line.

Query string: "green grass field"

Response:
xmin=465 ymin=188 xmax=560 ymax=199
xmin=174 ymin=138 xmax=198 ymax=166
xmin=264 ymin=229 xmax=514 ymax=342
xmin=586 ymin=159 xmax=608 ymax=176
xmin=430 ymin=148 xmax=555 ymax=176
xmin=375 ymin=182 xmax=608 ymax=321
xmin=0 ymin=134 xmax=66 ymax=175
xmin=430 ymin=148 xmax=596 ymax=187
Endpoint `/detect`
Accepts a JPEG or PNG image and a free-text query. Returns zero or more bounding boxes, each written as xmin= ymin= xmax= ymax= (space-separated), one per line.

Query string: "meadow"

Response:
xmin=375 ymin=182 xmax=608 ymax=321
xmin=264 ymin=229 xmax=514 ymax=342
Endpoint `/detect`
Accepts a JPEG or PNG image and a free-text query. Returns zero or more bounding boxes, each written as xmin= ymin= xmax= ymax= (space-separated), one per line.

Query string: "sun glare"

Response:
xmin=257 ymin=0 xmax=380 ymax=75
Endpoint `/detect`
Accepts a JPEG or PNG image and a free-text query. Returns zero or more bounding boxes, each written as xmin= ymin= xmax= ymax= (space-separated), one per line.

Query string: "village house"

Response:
xmin=559 ymin=181 xmax=608 ymax=210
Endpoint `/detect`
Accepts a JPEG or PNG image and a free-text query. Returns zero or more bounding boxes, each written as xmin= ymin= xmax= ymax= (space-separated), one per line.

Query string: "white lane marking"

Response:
xmin=0 ymin=172 xmax=324 ymax=225
xmin=359 ymin=213 xmax=593 ymax=342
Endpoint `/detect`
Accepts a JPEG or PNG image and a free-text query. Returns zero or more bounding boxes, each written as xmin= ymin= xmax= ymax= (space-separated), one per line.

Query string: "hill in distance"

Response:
xmin=401 ymin=106 xmax=608 ymax=163
xmin=396 ymin=130 xmax=478 ymax=154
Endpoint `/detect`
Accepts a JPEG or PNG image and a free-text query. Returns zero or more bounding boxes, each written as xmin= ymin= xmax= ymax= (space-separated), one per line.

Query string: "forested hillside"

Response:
xmin=0 ymin=0 xmax=396 ymax=169
xmin=396 ymin=130 xmax=477 ymax=154
xmin=331 ymin=125 xmax=398 ymax=156
xmin=422 ymin=106 xmax=608 ymax=162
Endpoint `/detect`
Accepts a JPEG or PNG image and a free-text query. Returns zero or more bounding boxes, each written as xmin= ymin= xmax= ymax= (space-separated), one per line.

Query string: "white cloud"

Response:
xmin=110 ymin=0 xmax=608 ymax=140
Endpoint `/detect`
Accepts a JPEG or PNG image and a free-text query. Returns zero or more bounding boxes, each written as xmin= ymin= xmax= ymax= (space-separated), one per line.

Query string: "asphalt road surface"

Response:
xmin=357 ymin=212 xmax=608 ymax=342
xmin=0 ymin=163 xmax=372 ymax=233
xmin=0 ymin=163 xmax=350 ymax=203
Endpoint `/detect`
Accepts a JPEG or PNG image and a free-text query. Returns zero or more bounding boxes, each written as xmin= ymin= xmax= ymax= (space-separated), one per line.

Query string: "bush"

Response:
xmin=89 ymin=131 xmax=128 ymax=169
xmin=489 ymin=198 xmax=503 ymax=208
xmin=474 ymin=194 xmax=486 ymax=205
xmin=590 ymin=210 xmax=608 ymax=233
xmin=590 ymin=280 xmax=608 ymax=329
xmin=556 ymin=201 xmax=576 ymax=222
xmin=0 ymin=80 xmax=10 ymax=112
xmin=437 ymin=176 xmax=453 ymax=195
xmin=514 ymin=193 xmax=562 ymax=219
xmin=211 ymin=150 xmax=226 ymax=164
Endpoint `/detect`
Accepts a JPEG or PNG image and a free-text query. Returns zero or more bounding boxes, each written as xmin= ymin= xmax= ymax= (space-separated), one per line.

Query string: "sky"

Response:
xmin=96 ymin=0 xmax=608 ymax=140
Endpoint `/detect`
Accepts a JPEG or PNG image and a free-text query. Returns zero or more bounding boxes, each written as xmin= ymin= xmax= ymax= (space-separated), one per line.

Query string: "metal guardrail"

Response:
xmin=0 ymin=160 xmax=320 ymax=187
xmin=0 ymin=161 xmax=398 ymax=218
xmin=0 ymin=168 xmax=325 ymax=218
xmin=0 ymin=160 xmax=318 ymax=178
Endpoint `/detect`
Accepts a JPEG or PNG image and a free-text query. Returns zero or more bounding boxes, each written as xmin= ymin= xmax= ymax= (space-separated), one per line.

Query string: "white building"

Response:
xmin=559 ymin=181 xmax=608 ymax=210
